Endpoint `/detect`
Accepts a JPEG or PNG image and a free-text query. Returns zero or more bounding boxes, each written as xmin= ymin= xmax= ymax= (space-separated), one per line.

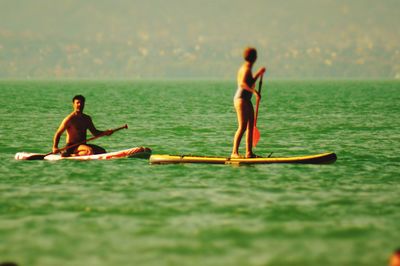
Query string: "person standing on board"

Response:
xmin=231 ymin=47 xmax=266 ymax=158
xmin=52 ymin=95 xmax=113 ymax=157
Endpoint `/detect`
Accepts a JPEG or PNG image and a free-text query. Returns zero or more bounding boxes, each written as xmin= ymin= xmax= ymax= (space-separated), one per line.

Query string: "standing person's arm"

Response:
xmin=239 ymin=68 xmax=261 ymax=100
xmin=254 ymin=67 xmax=266 ymax=81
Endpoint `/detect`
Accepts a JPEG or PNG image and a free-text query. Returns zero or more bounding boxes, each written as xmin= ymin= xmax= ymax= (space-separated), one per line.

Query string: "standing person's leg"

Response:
xmin=245 ymin=101 xmax=255 ymax=158
xmin=231 ymin=99 xmax=249 ymax=158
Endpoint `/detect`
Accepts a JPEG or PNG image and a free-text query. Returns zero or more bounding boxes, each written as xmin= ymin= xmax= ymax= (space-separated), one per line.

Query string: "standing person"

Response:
xmin=231 ymin=47 xmax=266 ymax=158
xmin=52 ymin=95 xmax=113 ymax=157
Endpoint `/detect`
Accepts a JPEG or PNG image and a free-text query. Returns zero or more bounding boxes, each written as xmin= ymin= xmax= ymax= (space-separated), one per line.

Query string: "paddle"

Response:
xmin=252 ymin=74 xmax=263 ymax=147
xmin=25 ymin=124 xmax=128 ymax=160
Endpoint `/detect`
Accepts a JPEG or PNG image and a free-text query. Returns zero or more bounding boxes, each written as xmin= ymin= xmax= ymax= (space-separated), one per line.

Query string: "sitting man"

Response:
xmin=53 ymin=95 xmax=113 ymax=156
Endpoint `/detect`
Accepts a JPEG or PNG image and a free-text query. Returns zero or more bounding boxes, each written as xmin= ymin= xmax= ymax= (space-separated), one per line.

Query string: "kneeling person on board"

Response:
xmin=52 ymin=95 xmax=113 ymax=157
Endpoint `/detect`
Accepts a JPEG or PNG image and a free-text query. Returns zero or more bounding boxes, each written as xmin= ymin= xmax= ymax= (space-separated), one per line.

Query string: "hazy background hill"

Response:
xmin=0 ymin=0 xmax=399 ymax=79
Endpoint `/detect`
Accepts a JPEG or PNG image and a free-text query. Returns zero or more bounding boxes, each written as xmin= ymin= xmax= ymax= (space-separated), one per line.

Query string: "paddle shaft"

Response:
xmin=254 ymin=75 xmax=263 ymax=126
xmin=252 ymin=74 xmax=264 ymax=148
xmin=48 ymin=124 xmax=128 ymax=157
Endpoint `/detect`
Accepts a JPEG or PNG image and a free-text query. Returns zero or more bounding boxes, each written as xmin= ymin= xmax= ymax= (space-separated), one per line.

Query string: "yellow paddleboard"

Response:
xmin=149 ymin=152 xmax=337 ymax=165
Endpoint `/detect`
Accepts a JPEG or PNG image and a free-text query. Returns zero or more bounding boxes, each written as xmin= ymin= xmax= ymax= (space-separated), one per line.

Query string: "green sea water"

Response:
xmin=0 ymin=80 xmax=399 ymax=266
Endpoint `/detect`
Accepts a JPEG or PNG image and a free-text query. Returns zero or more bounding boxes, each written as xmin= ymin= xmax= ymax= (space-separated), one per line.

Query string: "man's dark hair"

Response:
xmin=72 ymin=95 xmax=85 ymax=103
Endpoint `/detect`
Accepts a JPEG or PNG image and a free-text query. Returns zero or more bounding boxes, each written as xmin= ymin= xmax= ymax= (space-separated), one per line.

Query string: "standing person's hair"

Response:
xmin=243 ymin=47 xmax=257 ymax=63
xmin=72 ymin=95 xmax=85 ymax=103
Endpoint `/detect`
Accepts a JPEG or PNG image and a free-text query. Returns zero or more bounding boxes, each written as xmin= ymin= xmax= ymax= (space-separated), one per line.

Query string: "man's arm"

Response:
xmin=52 ymin=119 xmax=68 ymax=153
xmin=87 ymin=116 xmax=113 ymax=137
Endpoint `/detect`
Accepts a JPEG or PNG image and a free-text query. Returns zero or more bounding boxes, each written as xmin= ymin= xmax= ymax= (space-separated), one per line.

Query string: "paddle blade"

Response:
xmin=15 ymin=151 xmax=53 ymax=160
xmin=253 ymin=126 xmax=260 ymax=147
xmin=24 ymin=154 xmax=47 ymax=160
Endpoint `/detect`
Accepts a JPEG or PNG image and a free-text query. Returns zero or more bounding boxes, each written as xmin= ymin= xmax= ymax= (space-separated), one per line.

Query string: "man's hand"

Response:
xmin=52 ymin=147 xmax=60 ymax=154
xmin=104 ymin=129 xmax=114 ymax=136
